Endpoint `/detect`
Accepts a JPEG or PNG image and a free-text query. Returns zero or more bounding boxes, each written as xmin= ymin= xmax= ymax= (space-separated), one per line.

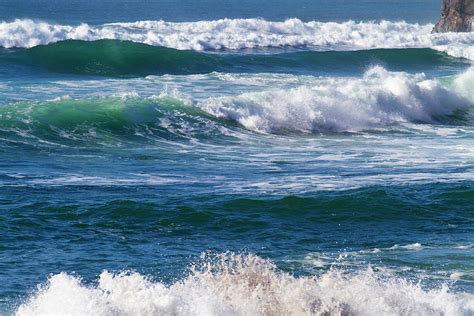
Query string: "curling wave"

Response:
xmin=0 ymin=94 xmax=229 ymax=147
xmin=16 ymin=253 xmax=474 ymax=316
xmin=0 ymin=19 xmax=473 ymax=60
xmin=0 ymin=67 xmax=472 ymax=147
xmin=0 ymin=40 xmax=468 ymax=77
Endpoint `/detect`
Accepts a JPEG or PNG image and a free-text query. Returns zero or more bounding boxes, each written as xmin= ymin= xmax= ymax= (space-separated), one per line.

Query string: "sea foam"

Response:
xmin=16 ymin=253 xmax=474 ymax=316
xmin=1 ymin=19 xmax=474 ymax=59
xmin=198 ymin=67 xmax=473 ymax=133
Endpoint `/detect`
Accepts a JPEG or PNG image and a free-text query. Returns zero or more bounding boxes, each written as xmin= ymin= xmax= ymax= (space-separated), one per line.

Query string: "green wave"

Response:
xmin=0 ymin=96 xmax=231 ymax=147
xmin=1 ymin=39 xmax=468 ymax=77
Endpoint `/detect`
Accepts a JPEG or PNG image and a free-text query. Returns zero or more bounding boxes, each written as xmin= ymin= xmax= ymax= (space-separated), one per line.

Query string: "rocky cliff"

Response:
xmin=433 ymin=0 xmax=474 ymax=32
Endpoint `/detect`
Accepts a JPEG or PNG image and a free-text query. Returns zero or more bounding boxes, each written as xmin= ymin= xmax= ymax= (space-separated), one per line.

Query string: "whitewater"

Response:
xmin=200 ymin=67 xmax=474 ymax=133
xmin=15 ymin=253 xmax=474 ymax=316
xmin=1 ymin=18 xmax=474 ymax=59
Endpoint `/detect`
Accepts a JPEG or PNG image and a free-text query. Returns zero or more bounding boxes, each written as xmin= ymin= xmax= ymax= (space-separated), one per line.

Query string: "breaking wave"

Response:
xmin=0 ymin=19 xmax=473 ymax=59
xmin=16 ymin=253 xmax=474 ymax=316
xmin=0 ymin=67 xmax=472 ymax=147
xmin=200 ymin=67 xmax=473 ymax=133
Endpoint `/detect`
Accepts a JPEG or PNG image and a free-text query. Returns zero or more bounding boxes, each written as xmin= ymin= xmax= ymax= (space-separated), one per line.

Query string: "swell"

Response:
xmin=0 ymin=40 xmax=469 ymax=77
xmin=8 ymin=183 xmax=474 ymax=227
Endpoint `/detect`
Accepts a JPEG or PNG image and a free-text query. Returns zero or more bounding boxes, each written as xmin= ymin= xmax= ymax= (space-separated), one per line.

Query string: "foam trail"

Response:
xmin=1 ymin=19 xmax=474 ymax=59
xmin=16 ymin=253 xmax=474 ymax=316
xmin=199 ymin=67 xmax=473 ymax=133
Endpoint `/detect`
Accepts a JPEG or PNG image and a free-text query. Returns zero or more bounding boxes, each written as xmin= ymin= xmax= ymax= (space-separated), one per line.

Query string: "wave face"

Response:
xmin=0 ymin=94 xmax=230 ymax=147
xmin=15 ymin=253 xmax=474 ymax=316
xmin=0 ymin=67 xmax=472 ymax=147
xmin=1 ymin=40 xmax=468 ymax=77
xmin=1 ymin=19 xmax=474 ymax=59
xmin=4 ymin=40 xmax=221 ymax=77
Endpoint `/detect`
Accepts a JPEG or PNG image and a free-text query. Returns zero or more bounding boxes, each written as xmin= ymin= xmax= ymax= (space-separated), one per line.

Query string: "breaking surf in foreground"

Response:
xmin=16 ymin=253 xmax=474 ymax=316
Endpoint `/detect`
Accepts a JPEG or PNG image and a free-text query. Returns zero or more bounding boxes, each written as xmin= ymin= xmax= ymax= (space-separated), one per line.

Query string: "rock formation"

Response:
xmin=433 ymin=0 xmax=474 ymax=32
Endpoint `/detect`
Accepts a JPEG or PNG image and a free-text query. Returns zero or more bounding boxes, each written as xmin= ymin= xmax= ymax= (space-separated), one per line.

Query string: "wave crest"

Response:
xmin=16 ymin=253 xmax=474 ymax=316
xmin=199 ymin=67 xmax=472 ymax=133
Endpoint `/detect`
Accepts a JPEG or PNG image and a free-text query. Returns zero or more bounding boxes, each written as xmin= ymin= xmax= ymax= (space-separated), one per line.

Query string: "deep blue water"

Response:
xmin=0 ymin=0 xmax=440 ymax=24
xmin=1 ymin=1 xmax=474 ymax=315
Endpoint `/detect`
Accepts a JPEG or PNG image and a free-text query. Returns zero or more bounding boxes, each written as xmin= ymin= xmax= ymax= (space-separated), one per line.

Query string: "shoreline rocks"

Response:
xmin=433 ymin=0 xmax=474 ymax=32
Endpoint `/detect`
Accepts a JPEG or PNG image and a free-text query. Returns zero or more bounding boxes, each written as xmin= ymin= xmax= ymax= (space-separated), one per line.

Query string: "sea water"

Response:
xmin=0 ymin=0 xmax=474 ymax=315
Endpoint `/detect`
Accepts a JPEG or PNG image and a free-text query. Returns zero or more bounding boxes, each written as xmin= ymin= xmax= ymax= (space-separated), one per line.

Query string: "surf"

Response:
xmin=0 ymin=67 xmax=472 ymax=148
xmin=1 ymin=18 xmax=473 ymax=61
xmin=200 ymin=67 xmax=473 ymax=134
xmin=15 ymin=253 xmax=474 ymax=316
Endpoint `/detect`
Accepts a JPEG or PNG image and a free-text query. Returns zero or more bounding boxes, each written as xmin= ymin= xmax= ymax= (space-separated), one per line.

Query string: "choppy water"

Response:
xmin=1 ymin=1 xmax=474 ymax=315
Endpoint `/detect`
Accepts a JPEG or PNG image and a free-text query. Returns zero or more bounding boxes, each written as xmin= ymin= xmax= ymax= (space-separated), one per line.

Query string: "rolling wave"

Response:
xmin=0 ymin=67 xmax=472 ymax=147
xmin=0 ymin=40 xmax=468 ymax=77
xmin=16 ymin=253 xmax=474 ymax=316
xmin=0 ymin=95 xmax=229 ymax=147
xmin=1 ymin=18 xmax=473 ymax=60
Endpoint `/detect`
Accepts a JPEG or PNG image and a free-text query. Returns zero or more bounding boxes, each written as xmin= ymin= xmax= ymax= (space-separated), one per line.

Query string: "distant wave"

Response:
xmin=0 ymin=67 xmax=472 ymax=147
xmin=1 ymin=40 xmax=467 ymax=77
xmin=16 ymin=253 xmax=474 ymax=316
xmin=0 ymin=19 xmax=474 ymax=59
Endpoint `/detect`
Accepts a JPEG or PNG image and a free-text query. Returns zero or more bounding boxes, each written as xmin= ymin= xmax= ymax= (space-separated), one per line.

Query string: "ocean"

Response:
xmin=0 ymin=0 xmax=474 ymax=315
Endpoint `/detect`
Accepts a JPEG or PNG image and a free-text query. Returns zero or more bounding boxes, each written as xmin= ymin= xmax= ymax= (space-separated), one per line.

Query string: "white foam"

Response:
xmin=455 ymin=244 xmax=474 ymax=250
xmin=450 ymin=272 xmax=466 ymax=280
xmin=198 ymin=67 xmax=472 ymax=133
xmin=1 ymin=18 xmax=474 ymax=59
xmin=389 ymin=243 xmax=424 ymax=251
xmin=16 ymin=253 xmax=474 ymax=316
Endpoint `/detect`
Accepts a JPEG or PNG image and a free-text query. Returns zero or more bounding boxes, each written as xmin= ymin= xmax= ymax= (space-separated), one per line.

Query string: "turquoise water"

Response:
xmin=1 ymin=1 xmax=474 ymax=315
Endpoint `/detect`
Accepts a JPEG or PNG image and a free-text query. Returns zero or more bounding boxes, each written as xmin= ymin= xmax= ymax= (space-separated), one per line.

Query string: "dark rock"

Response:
xmin=433 ymin=0 xmax=474 ymax=32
